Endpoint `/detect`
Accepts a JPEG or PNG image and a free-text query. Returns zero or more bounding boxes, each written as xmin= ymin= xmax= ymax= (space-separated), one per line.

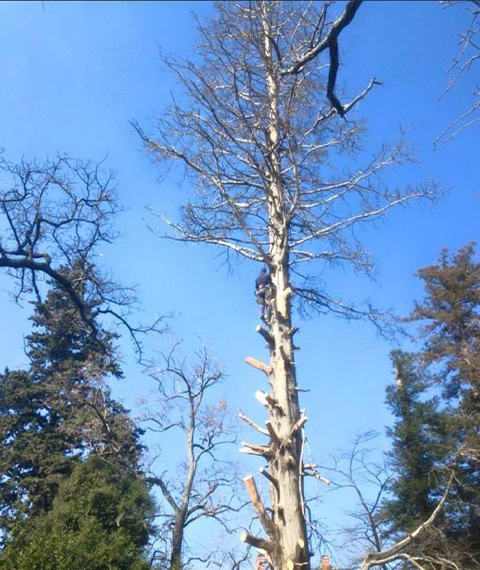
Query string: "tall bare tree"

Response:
xmin=134 ymin=2 xmax=437 ymax=569
xmin=142 ymin=343 xmax=241 ymax=569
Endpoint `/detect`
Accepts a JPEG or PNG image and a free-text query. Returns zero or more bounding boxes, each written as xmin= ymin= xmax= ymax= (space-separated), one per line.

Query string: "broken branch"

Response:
xmin=240 ymin=532 xmax=272 ymax=552
xmin=241 ymin=441 xmax=274 ymax=459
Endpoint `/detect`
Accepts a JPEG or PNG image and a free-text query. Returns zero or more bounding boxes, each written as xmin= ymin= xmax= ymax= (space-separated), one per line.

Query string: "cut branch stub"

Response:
xmin=240 ymin=532 xmax=272 ymax=553
xmin=255 ymin=390 xmax=269 ymax=407
xmin=256 ymin=391 xmax=285 ymax=416
xmin=246 ymin=356 xmax=273 ymax=376
xmin=289 ymin=414 xmax=307 ymax=436
xmin=238 ymin=412 xmax=269 ymax=436
xmin=239 ymin=447 xmax=265 ymax=457
xmin=256 ymin=324 xmax=274 ymax=347
xmin=259 ymin=467 xmax=279 ymax=490
xmin=265 ymin=420 xmax=280 ymax=445
xmin=243 ymin=475 xmax=278 ymax=541
xmin=241 ymin=441 xmax=274 ymax=459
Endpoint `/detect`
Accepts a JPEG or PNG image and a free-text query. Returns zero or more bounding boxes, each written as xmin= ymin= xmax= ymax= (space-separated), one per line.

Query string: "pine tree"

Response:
xmin=383 ymin=246 xmax=480 ymax=568
xmin=412 ymin=244 xmax=480 ymax=562
xmin=412 ymin=243 xmax=480 ymax=414
xmin=383 ymin=351 xmax=448 ymax=534
xmin=0 ymin=265 xmax=144 ymax=540
xmin=0 ymin=455 xmax=155 ymax=570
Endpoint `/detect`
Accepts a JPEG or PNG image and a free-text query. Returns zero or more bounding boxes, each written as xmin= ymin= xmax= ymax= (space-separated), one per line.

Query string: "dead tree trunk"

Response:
xmin=243 ymin=276 xmax=309 ymax=570
xmin=241 ymin=7 xmax=309 ymax=570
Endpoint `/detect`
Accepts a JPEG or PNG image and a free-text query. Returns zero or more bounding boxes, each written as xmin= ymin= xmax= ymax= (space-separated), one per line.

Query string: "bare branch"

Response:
xmin=359 ymin=471 xmax=455 ymax=570
xmin=281 ymin=0 xmax=364 ymax=117
xmin=140 ymin=340 xmax=241 ymax=568
xmin=0 ymin=154 xmax=159 ymax=358
xmin=435 ymin=1 xmax=480 ymax=145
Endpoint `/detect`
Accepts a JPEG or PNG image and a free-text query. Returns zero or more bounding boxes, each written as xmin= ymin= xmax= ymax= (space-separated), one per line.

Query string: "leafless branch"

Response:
xmin=140 ymin=341 xmax=244 ymax=568
xmin=0 ymin=153 xmax=162 ymax=358
xmin=435 ymin=1 xmax=480 ymax=145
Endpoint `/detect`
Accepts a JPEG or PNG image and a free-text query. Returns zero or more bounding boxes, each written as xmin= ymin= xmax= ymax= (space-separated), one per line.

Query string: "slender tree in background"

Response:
xmin=135 ymin=2 xmax=437 ymax=568
xmin=319 ymin=432 xmax=393 ymax=567
xmin=142 ymin=344 xmax=241 ymax=569
xmin=0 ymin=267 xmax=144 ymax=543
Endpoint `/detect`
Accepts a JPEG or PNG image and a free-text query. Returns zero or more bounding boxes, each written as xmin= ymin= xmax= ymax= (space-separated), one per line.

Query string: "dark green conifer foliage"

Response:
xmin=384 ymin=350 xmax=447 ymax=534
xmin=412 ymin=243 xmax=480 ymax=413
xmin=0 ymin=368 xmax=74 ymax=528
xmin=0 ymin=266 xmax=144 ymax=539
xmin=384 ymin=245 xmax=480 ymax=567
xmin=0 ymin=456 xmax=154 ymax=570
xmin=414 ymin=245 xmax=479 ymax=546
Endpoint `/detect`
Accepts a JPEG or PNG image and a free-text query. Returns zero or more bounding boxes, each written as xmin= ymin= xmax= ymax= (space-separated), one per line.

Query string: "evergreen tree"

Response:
xmin=412 ymin=243 xmax=480 ymax=414
xmin=412 ymin=244 xmax=480 ymax=561
xmin=0 ymin=455 xmax=154 ymax=570
xmin=0 ymin=266 xmax=144 ymax=540
xmin=383 ymin=351 xmax=448 ymax=533
xmin=383 ymin=245 xmax=480 ymax=567
xmin=0 ymin=368 xmax=74 ymax=532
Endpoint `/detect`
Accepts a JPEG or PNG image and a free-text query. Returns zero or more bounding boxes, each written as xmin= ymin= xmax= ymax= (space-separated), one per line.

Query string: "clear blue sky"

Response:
xmin=1 ymin=1 xmax=479 ymax=564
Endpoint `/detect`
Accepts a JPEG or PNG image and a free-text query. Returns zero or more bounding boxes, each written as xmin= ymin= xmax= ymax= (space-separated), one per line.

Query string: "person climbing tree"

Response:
xmin=255 ymin=267 xmax=271 ymax=322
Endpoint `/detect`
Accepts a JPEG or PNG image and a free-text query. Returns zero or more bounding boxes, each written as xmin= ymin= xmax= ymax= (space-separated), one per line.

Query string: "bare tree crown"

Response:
xmin=0 ymin=154 xmax=159 ymax=355
xmin=135 ymin=1 xmax=437 ymax=327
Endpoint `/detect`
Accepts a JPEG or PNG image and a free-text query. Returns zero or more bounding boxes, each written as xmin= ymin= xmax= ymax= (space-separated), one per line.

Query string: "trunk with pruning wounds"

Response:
xmin=262 ymin=259 xmax=309 ymax=569
xmin=257 ymin=8 xmax=309 ymax=565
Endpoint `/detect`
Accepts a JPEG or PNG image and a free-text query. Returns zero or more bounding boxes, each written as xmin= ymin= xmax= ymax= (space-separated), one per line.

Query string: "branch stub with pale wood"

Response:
xmin=246 ymin=356 xmax=273 ymax=376
xmin=256 ymin=324 xmax=274 ymax=347
xmin=243 ymin=475 xmax=278 ymax=541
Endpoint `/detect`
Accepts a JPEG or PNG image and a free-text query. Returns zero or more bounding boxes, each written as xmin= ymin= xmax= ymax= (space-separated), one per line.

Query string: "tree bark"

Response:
xmin=170 ymin=510 xmax=187 ymax=570
xmin=249 ymin=6 xmax=310 ymax=569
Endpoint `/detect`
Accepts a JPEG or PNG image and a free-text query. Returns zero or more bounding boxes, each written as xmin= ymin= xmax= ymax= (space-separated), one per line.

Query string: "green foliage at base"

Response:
xmin=0 ymin=456 xmax=153 ymax=570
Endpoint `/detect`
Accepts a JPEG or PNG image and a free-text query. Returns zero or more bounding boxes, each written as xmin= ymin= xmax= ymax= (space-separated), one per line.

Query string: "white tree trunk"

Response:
xmin=242 ymin=7 xmax=310 ymax=570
